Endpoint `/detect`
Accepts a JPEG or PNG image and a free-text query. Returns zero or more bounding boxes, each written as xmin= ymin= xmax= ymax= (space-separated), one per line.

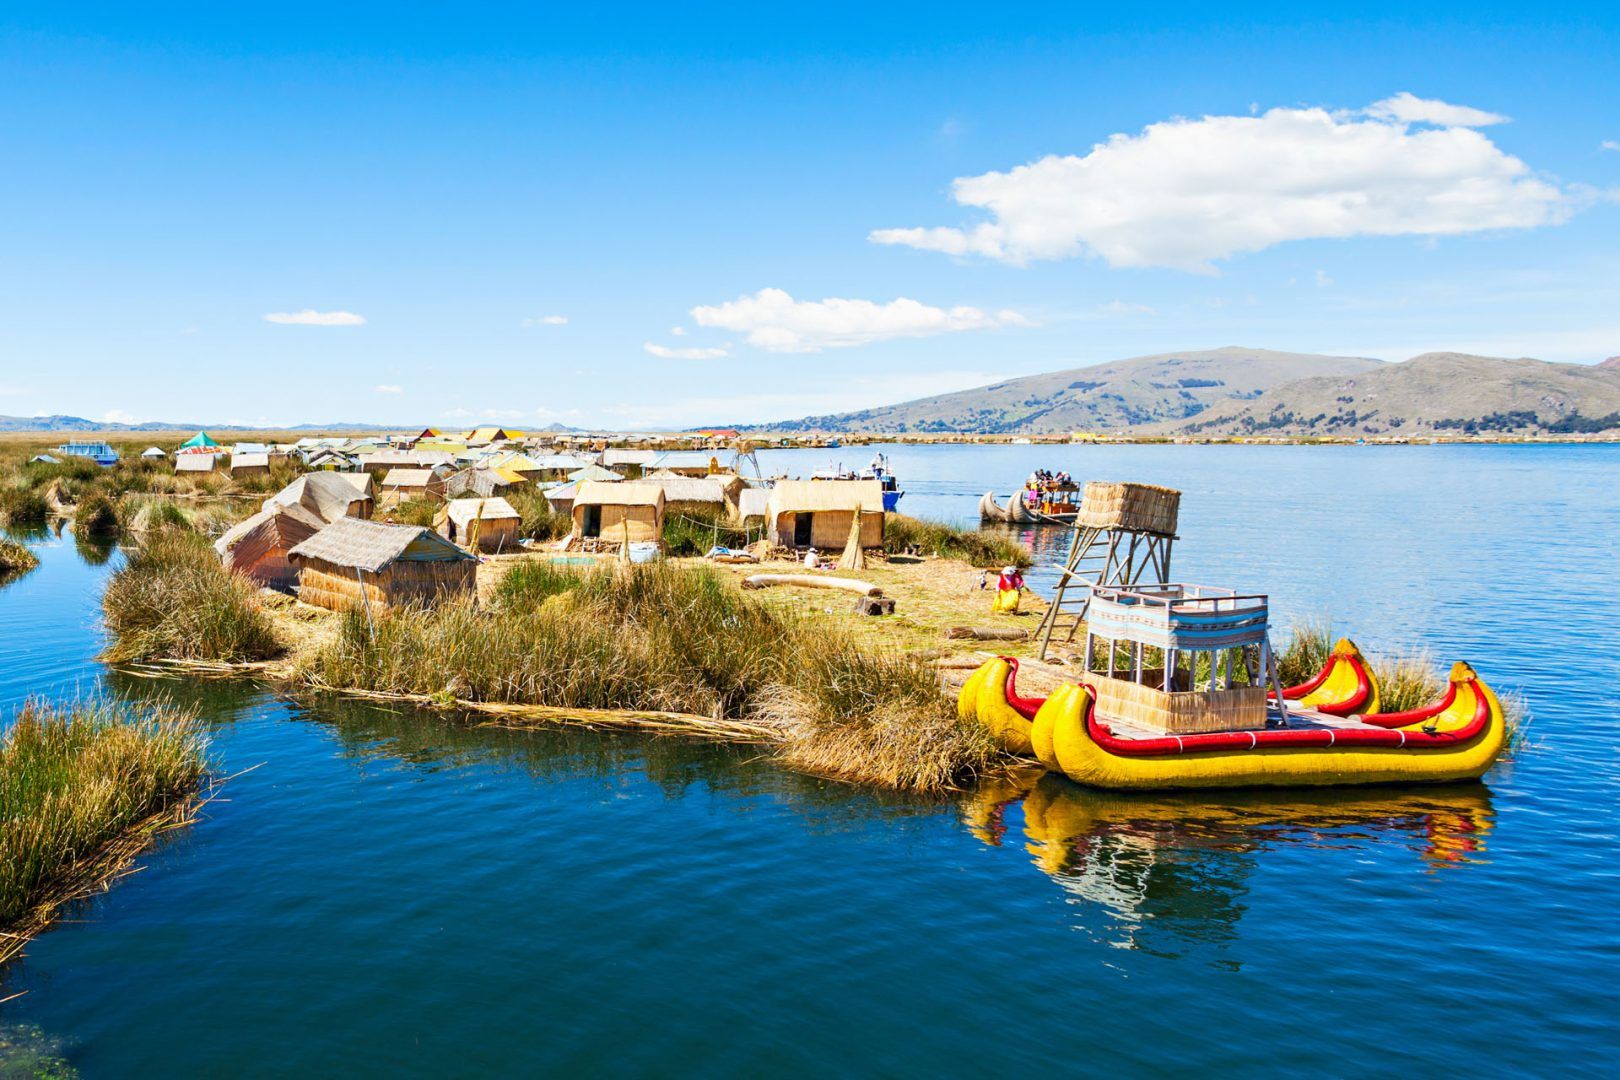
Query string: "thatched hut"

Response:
xmin=646 ymin=475 xmax=743 ymax=519
xmin=543 ymin=482 xmax=577 ymax=515
xmin=140 ymin=446 xmax=167 ymax=461
xmin=736 ymin=487 xmax=770 ymax=527
xmin=766 ymin=479 xmax=884 ymax=550
xmin=379 ymin=467 xmax=447 ymax=506
xmin=229 ymin=452 xmax=271 ymax=478
xmin=175 ymin=453 xmax=219 ymax=475
xmin=571 ymin=481 xmax=664 ymax=544
xmin=357 ymin=451 xmax=419 ymax=476
xmin=263 ymin=472 xmax=373 ymax=523
xmin=214 ymin=503 xmax=325 ymax=591
xmin=435 ymin=496 xmax=520 ymax=553
xmin=288 ymin=517 xmax=477 ymax=612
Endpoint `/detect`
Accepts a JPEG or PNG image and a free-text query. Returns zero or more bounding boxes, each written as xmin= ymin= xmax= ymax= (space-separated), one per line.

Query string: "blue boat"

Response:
xmin=55 ymin=440 xmax=120 ymax=466
xmin=865 ymin=453 xmax=904 ymax=511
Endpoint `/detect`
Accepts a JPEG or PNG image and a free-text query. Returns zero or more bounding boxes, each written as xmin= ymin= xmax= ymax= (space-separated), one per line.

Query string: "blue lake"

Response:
xmin=2 ymin=444 xmax=1618 ymax=1075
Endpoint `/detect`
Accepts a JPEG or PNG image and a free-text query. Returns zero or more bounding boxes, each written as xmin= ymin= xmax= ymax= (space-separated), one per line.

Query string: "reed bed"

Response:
xmin=504 ymin=488 xmax=572 ymax=542
xmin=101 ymin=528 xmax=283 ymax=664
xmin=662 ymin=508 xmax=753 ymax=556
xmin=884 ymin=514 xmax=1032 ymax=569
xmin=0 ymin=698 xmax=208 ymax=963
xmin=303 ymin=561 xmax=994 ymax=791
xmin=0 ymin=537 xmax=38 ymax=580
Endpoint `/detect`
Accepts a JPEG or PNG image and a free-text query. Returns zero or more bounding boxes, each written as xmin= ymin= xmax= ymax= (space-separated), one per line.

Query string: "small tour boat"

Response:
xmin=957 ymin=584 xmax=1508 ymax=790
xmin=980 ymin=476 xmax=1081 ymax=524
xmin=811 ymin=454 xmax=904 ymax=511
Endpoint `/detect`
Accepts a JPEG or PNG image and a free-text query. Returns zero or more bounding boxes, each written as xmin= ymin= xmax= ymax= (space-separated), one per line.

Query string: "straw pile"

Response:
xmin=1074 ymin=482 xmax=1181 ymax=536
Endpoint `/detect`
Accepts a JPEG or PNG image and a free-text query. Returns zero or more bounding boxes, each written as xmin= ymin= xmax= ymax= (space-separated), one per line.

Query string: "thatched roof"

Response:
xmin=289 ymin=517 xmax=474 ymax=573
xmin=646 ymin=477 xmax=731 ymax=504
xmin=264 ymin=473 xmax=372 ymax=523
xmin=737 ymin=488 xmax=770 ymax=520
xmin=334 ymin=472 xmax=374 ymax=496
xmin=601 ymin=448 xmax=657 ymax=467
xmin=215 ymin=503 xmax=325 ymax=562
xmin=650 ymin=450 xmax=731 ymax=471
xmin=381 ymin=468 xmax=438 ymax=488
xmin=767 ymin=479 xmax=884 ymax=513
xmin=442 ymin=496 xmax=519 ymax=528
xmin=574 ymin=480 xmax=663 ymax=509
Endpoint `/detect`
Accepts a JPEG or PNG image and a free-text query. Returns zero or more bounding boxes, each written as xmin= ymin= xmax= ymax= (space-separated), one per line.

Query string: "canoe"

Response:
xmin=962 ymin=656 xmax=1508 ymax=790
xmin=1277 ymin=637 xmax=1380 ymax=715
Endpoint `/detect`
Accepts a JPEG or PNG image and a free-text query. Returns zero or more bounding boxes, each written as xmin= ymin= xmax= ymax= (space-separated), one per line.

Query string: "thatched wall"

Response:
xmin=296 ymin=557 xmax=477 ymax=612
xmin=438 ymin=515 xmax=520 ymax=553
xmin=574 ymin=503 xmax=662 ymax=543
xmin=773 ymin=510 xmax=883 ymax=550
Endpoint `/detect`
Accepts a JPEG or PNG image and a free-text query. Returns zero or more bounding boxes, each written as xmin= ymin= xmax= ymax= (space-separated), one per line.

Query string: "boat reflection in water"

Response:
xmin=963 ymin=770 xmax=1494 ymax=954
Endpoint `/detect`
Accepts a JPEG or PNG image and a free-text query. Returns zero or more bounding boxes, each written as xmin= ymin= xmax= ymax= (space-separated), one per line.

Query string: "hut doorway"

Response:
xmin=582 ymin=504 xmax=602 ymax=537
xmin=793 ymin=513 xmax=813 ymax=547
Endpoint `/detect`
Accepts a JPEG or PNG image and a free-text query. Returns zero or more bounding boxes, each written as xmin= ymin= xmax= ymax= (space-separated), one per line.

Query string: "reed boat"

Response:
xmin=960 ymin=653 xmax=1508 ymax=790
xmin=979 ymin=489 xmax=1079 ymax=525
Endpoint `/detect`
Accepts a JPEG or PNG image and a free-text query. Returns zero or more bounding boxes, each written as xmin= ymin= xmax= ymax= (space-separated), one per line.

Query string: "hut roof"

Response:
xmin=230 ymin=453 xmax=270 ymax=470
xmin=543 ymin=482 xmax=577 ymax=506
xmin=140 ymin=447 xmax=167 ymax=458
xmin=768 ymin=479 xmax=884 ymax=513
xmin=467 ymin=426 xmax=509 ymax=445
xmin=737 ymin=488 xmax=771 ymax=519
xmin=442 ymin=496 xmax=519 ymax=528
xmin=334 ymin=472 xmax=374 ymax=496
xmin=574 ymin=480 xmax=663 ymax=509
xmin=179 ymin=431 xmax=219 ymax=450
xmin=568 ymin=464 xmax=623 ymax=483
xmin=530 ymin=453 xmax=591 ymax=469
xmin=381 ymin=468 xmax=437 ymax=488
xmin=601 ymin=448 xmax=657 ymax=467
xmin=233 ymin=442 xmax=269 ymax=455
xmin=358 ymin=451 xmax=418 ymax=469
xmin=214 ymin=503 xmax=325 ymax=559
xmin=647 ymin=477 xmax=731 ymax=504
xmin=289 ymin=517 xmax=475 ymax=573
xmin=175 ymin=454 xmax=218 ymax=472
xmin=649 ymin=450 xmax=732 ymax=471
xmin=264 ymin=473 xmax=372 ymax=522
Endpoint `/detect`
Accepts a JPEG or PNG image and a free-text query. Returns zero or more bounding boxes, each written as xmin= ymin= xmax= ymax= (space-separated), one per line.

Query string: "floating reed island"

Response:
xmin=33 ymin=429 xmax=1518 ymax=794
xmin=0 ymin=698 xmax=209 ymax=965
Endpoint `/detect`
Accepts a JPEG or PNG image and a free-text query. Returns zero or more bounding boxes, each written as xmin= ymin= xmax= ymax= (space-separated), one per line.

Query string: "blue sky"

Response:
xmin=1 ymin=3 xmax=1616 ymax=428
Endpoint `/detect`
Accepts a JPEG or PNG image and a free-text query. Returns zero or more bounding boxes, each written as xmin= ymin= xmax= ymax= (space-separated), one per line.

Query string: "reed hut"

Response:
xmin=140 ymin=446 xmax=167 ymax=461
xmin=175 ymin=453 xmax=219 ymax=474
xmin=646 ymin=475 xmax=743 ymax=519
xmin=263 ymin=472 xmax=373 ymax=523
xmin=214 ymin=503 xmax=325 ymax=591
xmin=736 ymin=487 xmax=770 ymax=527
xmin=543 ymin=482 xmax=578 ymax=515
xmin=288 ymin=517 xmax=477 ymax=612
xmin=647 ymin=450 xmax=730 ymax=477
xmin=229 ymin=452 xmax=271 ymax=478
xmin=435 ymin=496 xmax=520 ymax=552
xmin=379 ymin=467 xmax=447 ymax=506
xmin=357 ymin=451 xmax=419 ymax=476
xmin=571 ymin=481 xmax=664 ymax=544
xmin=766 ymin=479 xmax=884 ymax=550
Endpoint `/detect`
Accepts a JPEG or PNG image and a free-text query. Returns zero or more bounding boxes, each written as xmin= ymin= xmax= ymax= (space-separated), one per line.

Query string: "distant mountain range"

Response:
xmin=748 ymin=346 xmax=1620 ymax=436
xmin=0 ymin=415 xmax=404 ymax=434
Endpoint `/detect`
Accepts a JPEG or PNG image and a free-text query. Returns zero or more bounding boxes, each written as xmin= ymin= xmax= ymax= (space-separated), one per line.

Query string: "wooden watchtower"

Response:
xmin=1035 ymin=482 xmax=1181 ymax=661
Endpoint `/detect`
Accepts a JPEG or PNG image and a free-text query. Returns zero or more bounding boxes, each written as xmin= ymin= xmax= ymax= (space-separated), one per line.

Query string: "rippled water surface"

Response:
xmin=3 ymin=445 xmax=1618 ymax=1076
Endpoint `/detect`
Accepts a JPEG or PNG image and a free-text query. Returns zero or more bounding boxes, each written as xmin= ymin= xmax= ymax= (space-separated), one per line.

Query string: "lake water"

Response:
xmin=3 ymin=445 xmax=1618 ymax=1076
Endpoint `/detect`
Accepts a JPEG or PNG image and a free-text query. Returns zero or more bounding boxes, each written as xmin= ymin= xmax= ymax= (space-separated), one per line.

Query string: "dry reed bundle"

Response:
xmin=1074 ymin=481 xmax=1181 ymax=536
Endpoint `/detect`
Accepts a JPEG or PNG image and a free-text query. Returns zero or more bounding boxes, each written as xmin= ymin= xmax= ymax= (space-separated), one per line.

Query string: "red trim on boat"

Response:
xmin=1084 ymin=680 xmax=1490 ymax=757
xmin=1280 ymin=654 xmax=1336 ymax=699
xmin=999 ymin=656 xmax=1047 ymax=720
xmin=1357 ymin=681 xmax=1459 ymax=728
xmin=1270 ymin=653 xmax=1374 ymax=716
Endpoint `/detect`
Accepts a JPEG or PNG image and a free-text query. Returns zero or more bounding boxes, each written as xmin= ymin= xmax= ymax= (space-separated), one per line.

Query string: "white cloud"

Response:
xmin=670 ymin=326 xmax=686 ymax=336
xmin=374 ymin=384 xmax=403 ymax=394
xmin=1603 ymin=140 xmax=1620 ymax=153
xmin=101 ymin=409 xmax=137 ymax=424
xmin=1366 ymin=92 xmax=1508 ymax=127
xmin=644 ymin=341 xmax=730 ymax=360
xmin=263 ymin=309 xmax=366 ymax=326
xmin=522 ymin=315 xmax=568 ymax=327
xmin=1095 ymin=300 xmax=1154 ymax=316
xmin=870 ymin=97 xmax=1577 ymax=272
xmin=1315 ymin=269 xmax=1334 ymax=288
xmin=689 ymin=287 xmax=1030 ymax=353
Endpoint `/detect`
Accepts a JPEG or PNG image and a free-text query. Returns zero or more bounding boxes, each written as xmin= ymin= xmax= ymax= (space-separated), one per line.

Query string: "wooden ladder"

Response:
xmin=1035 ymin=525 xmax=1175 ymax=660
